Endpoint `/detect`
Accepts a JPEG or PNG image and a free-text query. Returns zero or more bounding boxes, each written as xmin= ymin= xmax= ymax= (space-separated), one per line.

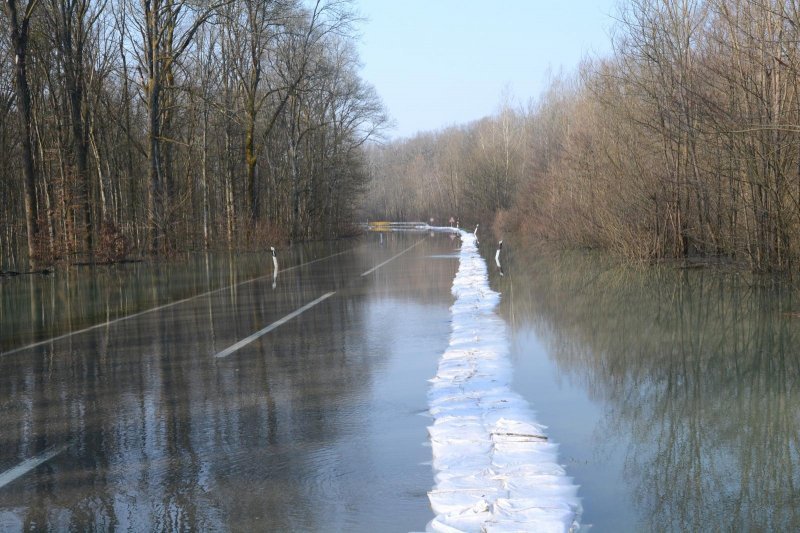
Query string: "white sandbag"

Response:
xmin=424 ymin=230 xmax=582 ymax=532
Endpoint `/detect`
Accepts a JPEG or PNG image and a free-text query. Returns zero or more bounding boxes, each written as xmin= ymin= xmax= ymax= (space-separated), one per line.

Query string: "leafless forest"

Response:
xmin=1 ymin=0 xmax=387 ymax=270
xmin=365 ymin=0 xmax=800 ymax=272
xmin=7 ymin=0 xmax=800 ymax=273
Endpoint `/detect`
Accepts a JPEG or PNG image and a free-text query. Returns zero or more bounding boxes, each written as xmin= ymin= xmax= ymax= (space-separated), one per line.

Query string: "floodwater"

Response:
xmin=7 ymin=229 xmax=798 ymax=532
xmin=0 ymin=232 xmax=460 ymax=532
xmin=487 ymin=241 xmax=800 ymax=532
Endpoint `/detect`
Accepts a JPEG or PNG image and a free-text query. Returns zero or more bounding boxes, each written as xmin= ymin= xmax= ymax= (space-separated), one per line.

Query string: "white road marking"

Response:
xmin=0 ymin=442 xmax=70 ymax=490
xmin=361 ymin=239 xmax=426 ymax=276
xmin=0 ymin=238 xmax=431 ymax=486
xmin=213 ymin=292 xmax=336 ymax=358
xmin=1 ymin=249 xmax=352 ymax=357
xmin=216 ymin=238 xmax=428 ymax=357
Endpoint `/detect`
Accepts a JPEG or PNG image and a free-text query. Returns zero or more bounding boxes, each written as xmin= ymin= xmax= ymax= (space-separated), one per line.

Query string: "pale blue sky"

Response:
xmin=356 ymin=1 xmax=619 ymax=139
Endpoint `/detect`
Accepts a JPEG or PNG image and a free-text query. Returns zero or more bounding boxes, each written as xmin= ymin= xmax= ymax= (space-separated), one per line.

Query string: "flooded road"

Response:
xmin=0 ymin=232 xmax=460 ymax=531
xmin=488 ymin=242 xmax=800 ymax=532
xmin=9 ymin=229 xmax=796 ymax=532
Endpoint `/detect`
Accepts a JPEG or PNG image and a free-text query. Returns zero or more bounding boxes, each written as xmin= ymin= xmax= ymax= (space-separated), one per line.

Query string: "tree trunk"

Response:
xmin=59 ymin=0 xmax=94 ymax=259
xmin=148 ymin=82 xmax=162 ymax=255
xmin=6 ymin=0 xmax=41 ymax=270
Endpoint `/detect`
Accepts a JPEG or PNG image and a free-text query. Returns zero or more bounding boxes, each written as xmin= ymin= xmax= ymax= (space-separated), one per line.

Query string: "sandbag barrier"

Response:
xmin=426 ymin=230 xmax=581 ymax=532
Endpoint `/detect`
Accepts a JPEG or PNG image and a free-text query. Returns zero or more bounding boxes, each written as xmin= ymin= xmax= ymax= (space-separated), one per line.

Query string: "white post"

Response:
xmin=271 ymin=246 xmax=278 ymax=289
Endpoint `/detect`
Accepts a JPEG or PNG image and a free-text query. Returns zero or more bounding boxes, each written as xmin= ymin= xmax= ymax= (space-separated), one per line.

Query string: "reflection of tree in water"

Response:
xmin=0 ymin=235 xmax=457 ymax=530
xmin=493 ymin=244 xmax=800 ymax=531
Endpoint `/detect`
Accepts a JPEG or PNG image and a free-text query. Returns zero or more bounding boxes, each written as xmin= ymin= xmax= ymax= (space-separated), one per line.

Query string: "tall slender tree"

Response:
xmin=127 ymin=0 xmax=226 ymax=254
xmin=4 ymin=0 xmax=42 ymax=269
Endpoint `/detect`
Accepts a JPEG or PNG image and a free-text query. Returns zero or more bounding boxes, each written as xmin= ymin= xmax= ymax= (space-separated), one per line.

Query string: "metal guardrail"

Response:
xmin=362 ymin=221 xmax=431 ymax=231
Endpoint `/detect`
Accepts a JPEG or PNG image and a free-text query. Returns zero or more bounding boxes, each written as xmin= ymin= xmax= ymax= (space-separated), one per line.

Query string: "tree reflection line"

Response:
xmin=493 ymin=244 xmax=800 ymax=531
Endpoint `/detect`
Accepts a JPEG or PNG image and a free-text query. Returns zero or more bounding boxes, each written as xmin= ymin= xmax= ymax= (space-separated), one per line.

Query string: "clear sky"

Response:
xmin=356 ymin=1 xmax=619 ymax=139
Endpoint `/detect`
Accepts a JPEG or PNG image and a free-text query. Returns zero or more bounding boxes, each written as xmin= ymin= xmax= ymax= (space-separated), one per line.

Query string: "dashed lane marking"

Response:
xmin=0 ymin=442 xmax=70 ymax=490
xmin=213 ymin=292 xmax=337 ymax=358
xmin=1 ymin=249 xmax=352 ymax=357
xmin=361 ymin=239 xmax=426 ymax=276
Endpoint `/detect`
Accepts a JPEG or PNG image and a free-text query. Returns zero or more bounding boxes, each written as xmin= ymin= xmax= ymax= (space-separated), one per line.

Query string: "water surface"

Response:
xmin=0 ymin=233 xmax=460 ymax=531
xmin=487 ymin=241 xmax=800 ymax=531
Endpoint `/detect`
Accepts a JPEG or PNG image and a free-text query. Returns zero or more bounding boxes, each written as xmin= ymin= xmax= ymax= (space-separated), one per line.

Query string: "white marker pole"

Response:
xmin=271 ymin=246 xmax=278 ymax=288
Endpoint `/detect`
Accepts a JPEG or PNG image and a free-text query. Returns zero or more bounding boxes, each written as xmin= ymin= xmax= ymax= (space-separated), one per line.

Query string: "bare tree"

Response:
xmin=46 ymin=0 xmax=107 ymax=260
xmin=4 ymin=0 xmax=42 ymax=269
xmin=0 ymin=0 xmax=389 ymax=266
xmin=126 ymin=0 xmax=227 ymax=254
